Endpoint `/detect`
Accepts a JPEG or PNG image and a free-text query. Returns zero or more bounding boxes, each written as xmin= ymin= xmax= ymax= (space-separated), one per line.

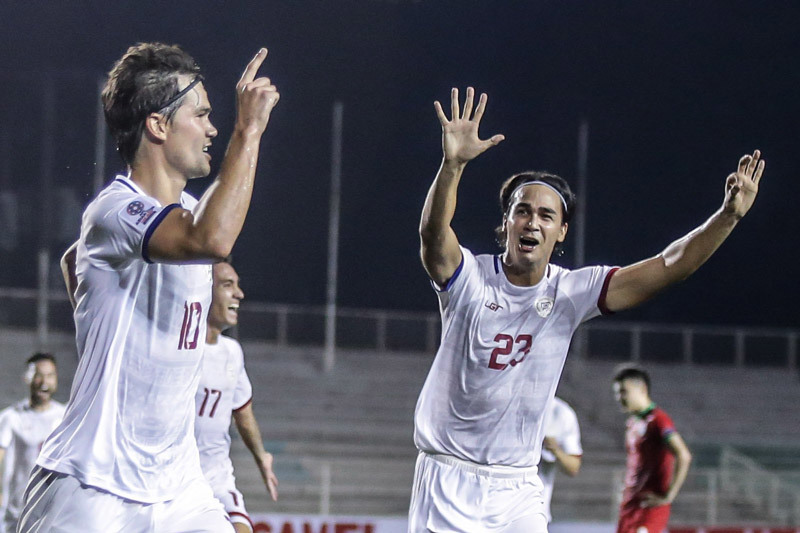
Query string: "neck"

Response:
xmin=206 ymin=324 xmax=222 ymax=345
xmin=501 ymin=253 xmax=547 ymax=286
xmin=30 ymin=397 xmax=50 ymax=412
xmin=129 ymin=158 xmax=187 ymax=206
xmin=632 ymin=401 xmax=655 ymax=416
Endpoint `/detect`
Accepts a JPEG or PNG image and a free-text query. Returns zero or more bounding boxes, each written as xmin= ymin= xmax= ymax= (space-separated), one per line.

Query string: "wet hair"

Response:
xmin=26 ymin=352 xmax=56 ymax=366
xmin=102 ymin=42 xmax=202 ymax=166
xmin=494 ymin=171 xmax=576 ymax=248
xmin=613 ymin=364 xmax=650 ymax=393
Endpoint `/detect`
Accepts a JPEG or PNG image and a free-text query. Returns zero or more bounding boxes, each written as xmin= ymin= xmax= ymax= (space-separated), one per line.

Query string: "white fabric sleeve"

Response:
xmin=0 ymin=409 xmax=14 ymax=449
xmin=564 ymin=265 xmax=618 ymax=323
xmin=233 ymin=352 xmax=254 ymax=411
xmin=433 ymin=246 xmax=481 ymax=310
xmin=84 ymin=193 xmax=180 ymax=266
xmin=561 ymin=406 xmax=583 ymax=456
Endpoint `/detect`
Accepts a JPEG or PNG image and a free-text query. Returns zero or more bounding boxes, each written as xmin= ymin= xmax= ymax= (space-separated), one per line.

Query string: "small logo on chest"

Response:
xmin=534 ymin=297 xmax=554 ymax=318
xmin=484 ymin=301 xmax=504 ymax=312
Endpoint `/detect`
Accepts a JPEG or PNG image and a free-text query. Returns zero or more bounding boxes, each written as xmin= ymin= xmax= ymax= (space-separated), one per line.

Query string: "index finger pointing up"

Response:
xmin=240 ymin=48 xmax=268 ymax=85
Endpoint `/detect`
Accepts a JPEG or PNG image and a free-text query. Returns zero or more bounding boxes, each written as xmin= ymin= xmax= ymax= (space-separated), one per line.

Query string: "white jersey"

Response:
xmin=194 ymin=335 xmax=253 ymax=486
xmin=37 ymin=175 xmax=213 ymax=503
xmin=538 ymin=396 xmax=582 ymax=522
xmin=414 ymin=246 xmax=614 ymax=467
xmin=0 ymin=400 xmax=65 ymax=520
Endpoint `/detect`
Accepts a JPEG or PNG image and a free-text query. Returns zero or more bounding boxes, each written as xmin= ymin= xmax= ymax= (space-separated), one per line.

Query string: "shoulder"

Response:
xmin=85 ymin=178 xmax=158 ymax=227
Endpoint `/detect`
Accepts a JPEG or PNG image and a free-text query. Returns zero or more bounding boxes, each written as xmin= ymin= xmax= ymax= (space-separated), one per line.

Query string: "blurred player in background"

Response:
xmin=410 ymin=85 xmax=764 ymax=532
xmin=613 ymin=365 xmax=692 ymax=533
xmin=539 ymin=396 xmax=582 ymax=524
xmin=0 ymin=353 xmax=64 ymax=533
xmin=195 ymin=261 xmax=279 ymax=533
xmin=21 ymin=42 xmax=279 ymax=532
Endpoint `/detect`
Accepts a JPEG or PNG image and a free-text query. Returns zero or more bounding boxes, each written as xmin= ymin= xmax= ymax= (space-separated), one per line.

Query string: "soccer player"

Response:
xmin=613 ymin=365 xmax=692 ymax=533
xmin=19 ymin=43 xmax=280 ymax=532
xmin=0 ymin=354 xmax=65 ymax=533
xmin=410 ymin=86 xmax=763 ymax=532
xmin=539 ymin=396 xmax=582 ymax=524
xmin=195 ymin=261 xmax=279 ymax=533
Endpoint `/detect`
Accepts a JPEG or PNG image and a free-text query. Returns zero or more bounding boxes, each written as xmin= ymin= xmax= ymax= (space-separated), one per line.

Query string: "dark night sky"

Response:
xmin=0 ymin=1 xmax=797 ymax=327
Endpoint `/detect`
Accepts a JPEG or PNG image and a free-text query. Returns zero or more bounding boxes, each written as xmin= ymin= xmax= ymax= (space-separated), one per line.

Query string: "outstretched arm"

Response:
xmin=604 ymin=150 xmax=765 ymax=312
xmin=147 ymin=48 xmax=281 ymax=262
xmin=233 ymin=402 xmax=278 ymax=501
xmin=419 ymin=87 xmax=505 ymax=287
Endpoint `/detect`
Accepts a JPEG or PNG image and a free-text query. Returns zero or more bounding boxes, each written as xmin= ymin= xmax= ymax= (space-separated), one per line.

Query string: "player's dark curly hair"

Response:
xmin=613 ymin=364 xmax=651 ymax=393
xmin=102 ymin=42 xmax=202 ymax=166
xmin=26 ymin=352 xmax=56 ymax=366
xmin=494 ymin=171 xmax=576 ymax=249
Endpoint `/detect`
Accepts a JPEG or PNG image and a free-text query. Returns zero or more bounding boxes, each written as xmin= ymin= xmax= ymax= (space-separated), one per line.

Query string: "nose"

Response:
xmin=235 ymin=285 xmax=244 ymax=299
xmin=207 ymin=122 xmax=218 ymax=139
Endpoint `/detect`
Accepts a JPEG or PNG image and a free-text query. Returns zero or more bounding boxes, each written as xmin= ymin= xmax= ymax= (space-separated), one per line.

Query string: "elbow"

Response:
xmin=199 ymin=234 xmax=233 ymax=262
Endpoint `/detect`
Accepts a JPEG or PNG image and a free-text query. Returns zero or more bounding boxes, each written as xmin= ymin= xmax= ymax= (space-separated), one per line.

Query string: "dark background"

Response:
xmin=1 ymin=1 xmax=797 ymax=327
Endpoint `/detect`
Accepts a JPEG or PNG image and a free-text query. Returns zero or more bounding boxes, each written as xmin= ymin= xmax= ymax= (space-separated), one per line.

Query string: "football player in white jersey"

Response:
xmin=195 ymin=261 xmax=279 ymax=533
xmin=539 ymin=396 xmax=582 ymax=524
xmin=19 ymin=43 xmax=279 ymax=533
xmin=410 ymin=86 xmax=764 ymax=532
xmin=0 ymin=353 xmax=65 ymax=533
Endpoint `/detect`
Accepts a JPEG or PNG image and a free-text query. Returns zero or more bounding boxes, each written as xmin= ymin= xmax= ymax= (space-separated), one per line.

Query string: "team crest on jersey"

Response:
xmin=135 ymin=207 xmax=157 ymax=226
xmin=534 ymin=296 xmax=554 ymax=317
xmin=127 ymin=201 xmax=144 ymax=215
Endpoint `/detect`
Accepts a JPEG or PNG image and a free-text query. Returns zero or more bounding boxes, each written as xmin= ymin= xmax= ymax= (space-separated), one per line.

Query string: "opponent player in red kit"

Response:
xmin=613 ymin=365 xmax=693 ymax=533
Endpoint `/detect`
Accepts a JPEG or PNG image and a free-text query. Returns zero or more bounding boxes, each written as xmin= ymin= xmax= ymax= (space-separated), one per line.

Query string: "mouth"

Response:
xmin=203 ymin=145 xmax=212 ymax=159
xmin=227 ymin=303 xmax=239 ymax=315
xmin=518 ymin=234 xmax=540 ymax=252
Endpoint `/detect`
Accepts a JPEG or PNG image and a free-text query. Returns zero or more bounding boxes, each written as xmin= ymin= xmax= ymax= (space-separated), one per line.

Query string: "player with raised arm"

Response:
xmin=0 ymin=354 xmax=64 ymax=533
xmin=19 ymin=43 xmax=279 ymax=533
xmin=409 ymin=86 xmax=764 ymax=532
xmin=195 ymin=261 xmax=279 ymax=533
xmin=613 ymin=365 xmax=692 ymax=533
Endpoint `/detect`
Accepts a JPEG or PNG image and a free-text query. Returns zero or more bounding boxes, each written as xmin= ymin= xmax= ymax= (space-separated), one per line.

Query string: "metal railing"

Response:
xmin=720 ymin=446 xmax=800 ymax=525
xmin=0 ymin=288 xmax=797 ymax=370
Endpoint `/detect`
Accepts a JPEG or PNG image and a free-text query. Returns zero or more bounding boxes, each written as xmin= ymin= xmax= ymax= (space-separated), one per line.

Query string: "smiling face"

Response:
xmin=160 ymin=75 xmax=218 ymax=179
xmin=208 ymin=262 xmax=244 ymax=332
xmin=28 ymin=359 xmax=57 ymax=407
xmin=502 ymin=184 xmax=568 ymax=271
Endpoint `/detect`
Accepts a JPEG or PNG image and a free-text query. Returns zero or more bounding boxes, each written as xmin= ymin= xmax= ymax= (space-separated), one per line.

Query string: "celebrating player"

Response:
xmin=0 ymin=354 xmax=65 ymax=533
xmin=539 ymin=396 xmax=583 ymax=524
xmin=195 ymin=261 xmax=279 ymax=533
xmin=20 ymin=43 xmax=279 ymax=532
xmin=613 ymin=365 xmax=692 ymax=533
xmin=409 ymin=86 xmax=763 ymax=532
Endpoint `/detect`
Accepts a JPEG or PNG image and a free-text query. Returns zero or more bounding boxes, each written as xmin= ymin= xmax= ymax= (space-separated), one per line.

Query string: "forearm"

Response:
xmin=419 ymin=159 xmax=465 ymax=240
xmin=660 ymin=208 xmax=740 ymax=283
xmin=554 ymin=451 xmax=581 ymax=476
xmin=233 ymin=405 xmax=269 ymax=462
xmin=665 ymin=452 xmax=692 ymax=502
xmin=189 ymin=128 xmax=263 ymax=258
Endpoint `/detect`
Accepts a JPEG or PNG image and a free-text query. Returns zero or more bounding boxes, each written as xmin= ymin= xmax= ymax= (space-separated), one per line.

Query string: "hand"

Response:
xmin=256 ymin=451 xmax=279 ymax=501
xmin=235 ymin=48 xmax=280 ymax=136
xmin=722 ymin=149 xmax=764 ymax=219
xmin=542 ymin=436 xmax=559 ymax=453
xmin=434 ymin=87 xmax=504 ymax=165
xmin=639 ymin=491 xmax=671 ymax=508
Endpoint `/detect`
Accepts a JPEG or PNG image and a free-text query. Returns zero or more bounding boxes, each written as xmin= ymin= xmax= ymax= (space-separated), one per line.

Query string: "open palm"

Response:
xmin=435 ymin=87 xmax=504 ymax=164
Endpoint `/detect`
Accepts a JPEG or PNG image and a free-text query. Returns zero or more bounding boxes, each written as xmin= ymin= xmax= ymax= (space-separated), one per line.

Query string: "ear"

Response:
xmin=143 ymin=112 xmax=168 ymax=142
xmin=557 ymin=222 xmax=568 ymax=243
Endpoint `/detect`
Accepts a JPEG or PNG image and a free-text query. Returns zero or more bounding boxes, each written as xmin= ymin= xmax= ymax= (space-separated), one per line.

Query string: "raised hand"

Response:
xmin=723 ymin=149 xmax=764 ymax=219
xmin=235 ymin=48 xmax=280 ymax=136
xmin=434 ymin=87 xmax=504 ymax=165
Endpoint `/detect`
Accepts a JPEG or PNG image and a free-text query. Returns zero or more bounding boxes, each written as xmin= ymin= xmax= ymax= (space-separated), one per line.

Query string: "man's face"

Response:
xmin=502 ymin=184 xmax=568 ymax=269
xmin=29 ymin=360 xmax=57 ymax=405
xmin=613 ymin=379 xmax=647 ymax=413
xmin=208 ymin=263 xmax=244 ymax=331
xmin=162 ymin=75 xmax=218 ymax=179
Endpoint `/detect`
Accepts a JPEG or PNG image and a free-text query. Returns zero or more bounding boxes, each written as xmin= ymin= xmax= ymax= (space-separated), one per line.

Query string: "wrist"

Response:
xmin=441 ymin=158 xmax=467 ymax=173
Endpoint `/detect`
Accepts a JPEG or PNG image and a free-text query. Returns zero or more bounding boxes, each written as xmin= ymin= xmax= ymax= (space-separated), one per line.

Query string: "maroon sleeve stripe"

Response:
xmin=598 ymin=267 xmax=620 ymax=315
xmin=233 ymin=397 xmax=253 ymax=412
xmin=228 ymin=511 xmax=254 ymax=530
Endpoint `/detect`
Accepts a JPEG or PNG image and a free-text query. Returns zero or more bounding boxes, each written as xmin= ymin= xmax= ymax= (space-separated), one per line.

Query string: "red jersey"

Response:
xmin=621 ymin=404 xmax=676 ymax=506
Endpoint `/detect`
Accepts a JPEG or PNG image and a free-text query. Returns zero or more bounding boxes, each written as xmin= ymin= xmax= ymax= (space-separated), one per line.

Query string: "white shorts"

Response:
xmin=17 ymin=466 xmax=234 ymax=533
xmin=209 ymin=476 xmax=252 ymax=532
xmin=408 ymin=451 xmax=549 ymax=533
